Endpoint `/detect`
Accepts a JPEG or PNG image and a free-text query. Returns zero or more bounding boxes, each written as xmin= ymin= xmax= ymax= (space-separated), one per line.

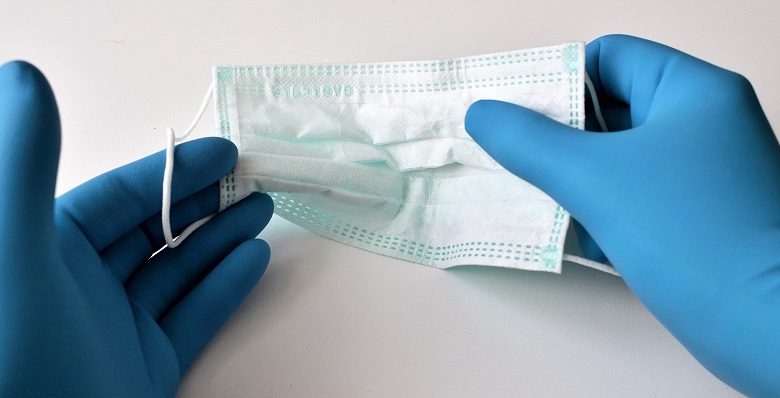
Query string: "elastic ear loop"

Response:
xmin=162 ymin=82 xmax=215 ymax=249
xmin=584 ymin=72 xmax=609 ymax=132
xmin=559 ymin=72 xmax=620 ymax=276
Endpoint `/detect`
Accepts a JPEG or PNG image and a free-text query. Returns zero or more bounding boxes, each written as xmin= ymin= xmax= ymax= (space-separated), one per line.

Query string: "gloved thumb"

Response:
xmin=0 ymin=61 xmax=60 ymax=246
xmin=465 ymin=99 xmax=606 ymax=208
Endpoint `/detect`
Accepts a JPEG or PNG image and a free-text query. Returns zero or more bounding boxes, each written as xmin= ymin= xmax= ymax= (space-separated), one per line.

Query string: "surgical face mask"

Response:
xmin=161 ymin=42 xmax=616 ymax=275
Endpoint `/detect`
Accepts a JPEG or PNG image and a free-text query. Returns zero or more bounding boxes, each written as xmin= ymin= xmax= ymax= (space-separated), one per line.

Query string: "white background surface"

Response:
xmin=3 ymin=1 xmax=777 ymax=396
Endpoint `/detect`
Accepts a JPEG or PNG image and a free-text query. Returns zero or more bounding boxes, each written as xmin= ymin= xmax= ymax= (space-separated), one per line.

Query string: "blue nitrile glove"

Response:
xmin=0 ymin=61 xmax=274 ymax=397
xmin=465 ymin=34 xmax=780 ymax=397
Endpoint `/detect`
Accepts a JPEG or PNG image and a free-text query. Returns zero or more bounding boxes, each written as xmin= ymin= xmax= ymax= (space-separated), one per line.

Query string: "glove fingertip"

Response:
xmin=178 ymin=137 xmax=238 ymax=174
xmin=0 ymin=60 xmax=60 ymax=238
xmin=238 ymin=238 xmax=271 ymax=277
xmin=465 ymin=99 xmax=513 ymax=138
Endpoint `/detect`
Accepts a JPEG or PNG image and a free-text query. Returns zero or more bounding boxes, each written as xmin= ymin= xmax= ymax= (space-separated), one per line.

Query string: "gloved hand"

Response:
xmin=0 ymin=61 xmax=273 ymax=397
xmin=465 ymin=34 xmax=780 ymax=397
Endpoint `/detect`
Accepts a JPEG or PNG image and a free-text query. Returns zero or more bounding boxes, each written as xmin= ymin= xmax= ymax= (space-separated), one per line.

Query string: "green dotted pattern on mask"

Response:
xmin=216 ymin=66 xmax=237 ymax=209
xmin=566 ymin=43 xmax=582 ymax=129
xmin=561 ymin=43 xmax=580 ymax=74
xmin=360 ymin=72 xmax=565 ymax=95
xmin=272 ymin=193 xmax=559 ymax=267
xmin=217 ymin=44 xmax=582 ymax=271
xmin=224 ymin=49 xmax=561 ymax=79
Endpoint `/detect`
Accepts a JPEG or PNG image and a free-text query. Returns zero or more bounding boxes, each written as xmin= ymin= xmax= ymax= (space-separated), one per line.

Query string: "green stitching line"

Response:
xmin=270 ymin=193 xmax=546 ymax=265
xmin=560 ymin=43 xmax=580 ymax=74
xmin=216 ymin=68 xmax=237 ymax=208
xmin=540 ymin=245 xmax=560 ymax=270
xmin=228 ymin=48 xmax=564 ymax=78
xmin=357 ymin=72 xmax=564 ymax=94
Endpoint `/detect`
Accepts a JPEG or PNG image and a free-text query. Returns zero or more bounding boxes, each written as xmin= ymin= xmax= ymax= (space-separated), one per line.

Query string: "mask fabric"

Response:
xmin=213 ymin=42 xmax=588 ymax=273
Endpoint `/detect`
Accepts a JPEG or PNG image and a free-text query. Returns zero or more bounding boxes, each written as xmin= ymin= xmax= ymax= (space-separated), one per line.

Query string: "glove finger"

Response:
xmin=465 ymin=99 xmax=622 ymax=201
xmin=585 ymin=34 xmax=726 ymax=129
xmin=0 ymin=61 xmax=60 ymax=255
xmin=125 ymin=192 xmax=273 ymax=320
xmin=100 ymin=183 xmax=219 ymax=282
xmin=56 ymin=137 xmax=237 ymax=251
xmin=139 ymin=183 xmax=221 ymax=249
xmin=159 ymin=239 xmax=269 ymax=373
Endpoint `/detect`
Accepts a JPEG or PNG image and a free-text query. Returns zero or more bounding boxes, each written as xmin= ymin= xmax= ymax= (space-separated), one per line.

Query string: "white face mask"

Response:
xmin=160 ymin=41 xmax=616 ymax=275
xmin=212 ymin=41 xmax=597 ymax=273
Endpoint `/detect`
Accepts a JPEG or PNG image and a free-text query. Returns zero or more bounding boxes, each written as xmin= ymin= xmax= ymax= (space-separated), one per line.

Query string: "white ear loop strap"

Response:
xmin=162 ymin=82 xmax=215 ymax=249
xmin=562 ymin=254 xmax=620 ymax=276
xmin=584 ymin=72 xmax=609 ymax=132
